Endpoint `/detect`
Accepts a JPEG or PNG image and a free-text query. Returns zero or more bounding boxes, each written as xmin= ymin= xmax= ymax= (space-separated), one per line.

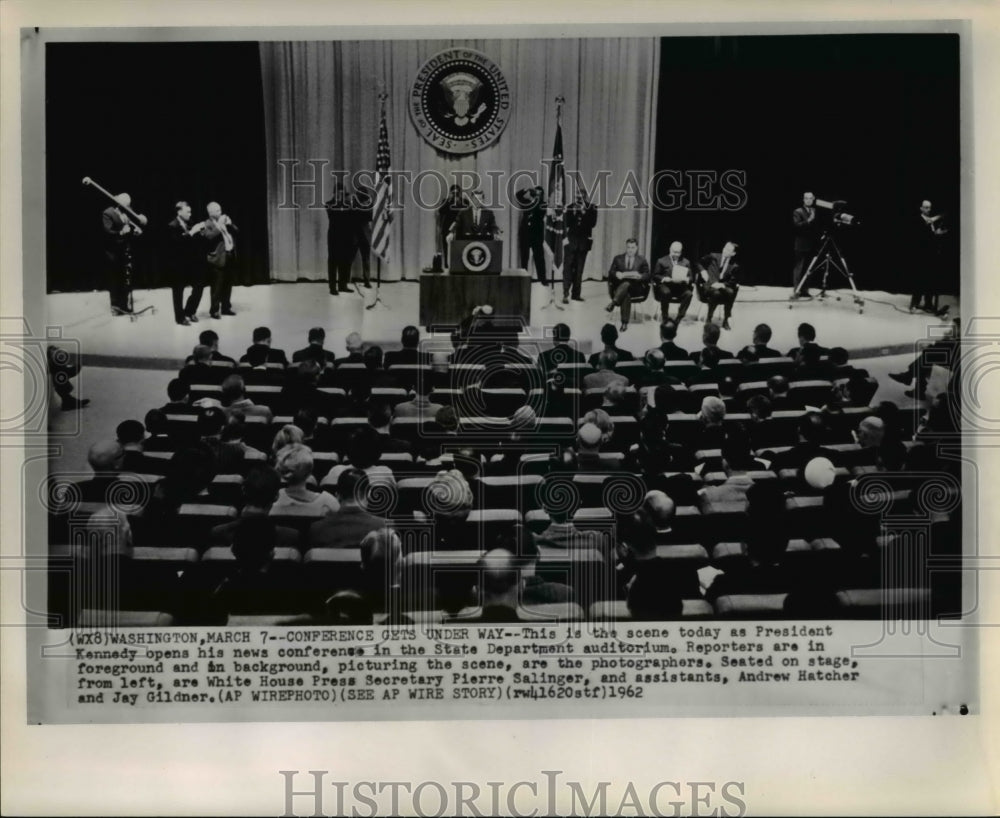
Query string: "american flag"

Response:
xmin=371 ymin=107 xmax=392 ymax=261
xmin=544 ymin=117 xmax=566 ymax=271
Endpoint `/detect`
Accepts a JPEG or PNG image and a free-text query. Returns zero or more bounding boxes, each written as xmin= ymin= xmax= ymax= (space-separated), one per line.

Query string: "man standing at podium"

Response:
xmin=453 ymin=188 xmax=500 ymax=240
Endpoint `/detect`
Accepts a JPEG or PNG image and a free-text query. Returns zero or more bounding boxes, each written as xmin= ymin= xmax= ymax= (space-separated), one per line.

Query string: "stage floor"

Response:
xmin=46 ymin=278 xmax=957 ymax=368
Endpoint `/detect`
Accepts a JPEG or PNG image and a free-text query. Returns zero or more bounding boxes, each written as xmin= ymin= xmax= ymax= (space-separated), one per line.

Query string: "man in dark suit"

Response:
xmin=101 ymin=192 xmax=146 ymax=315
xmin=292 ymin=327 xmax=336 ymax=366
xmin=165 ymin=201 xmax=206 ymax=325
xmin=308 ymin=468 xmax=389 ymax=550
xmin=516 ymin=185 xmax=548 ymax=284
xmin=183 ymin=330 xmax=238 ymax=367
xmin=652 ymin=241 xmax=695 ymax=322
xmin=325 ymin=180 xmax=367 ymax=295
xmin=563 ymin=190 xmax=598 ymax=303
xmin=437 ymin=185 xmax=469 ymax=264
xmin=657 ymin=319 xmax=690 ymax=361
xmin=178 ymin=345 xmax=217 ymax=387
xmin=160 ymin=378 xmax=195 ymax=414
xmin=791 ymin=191 xmax=820 ymax=298
xmin=690 ymin=322 xmax=735 ymax=365
xmin=696 ymin=241 xmax=740 ymax=329
xmin=538 ymin=323 xmax=586 ymax=374
xmin=384 ymin=325 xmax=430 ymax=368
xmin=737 ymin=323 xmax=783 ymax=362
xmin=201 ymin=201 xmax=238 ymax=318
xmin=453 ymin=189 xmax=500 ymax=240
xmin=239 ymin=327 xmax=289 ymax=367
xmin=786 ymin=322 xmax=829 ymax=363
xmin=588 ymin=323 xmax=634 ymax=368
xmin=605 ymin=238 xmax=650 ymax=332
xmin=334 ymin=332 xmax=365 ymax=367
xmin=211 ymin=466 xmax=299 ymax=549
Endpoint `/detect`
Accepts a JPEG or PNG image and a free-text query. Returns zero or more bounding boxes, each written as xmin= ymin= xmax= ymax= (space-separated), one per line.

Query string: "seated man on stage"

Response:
xmin=605 ymin=237 xmax=650 ymax=332
xmin=453 ymin=188 xmax=500 ymax=240
xmin=651 ymin=240 xmax=695 ymax=322
xmin=696 ymin=241 xmax=741 ymax=330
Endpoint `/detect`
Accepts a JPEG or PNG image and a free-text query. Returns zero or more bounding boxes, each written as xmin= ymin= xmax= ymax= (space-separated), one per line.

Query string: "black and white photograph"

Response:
xmin=2 ymin=1 xmax=997 ymax=816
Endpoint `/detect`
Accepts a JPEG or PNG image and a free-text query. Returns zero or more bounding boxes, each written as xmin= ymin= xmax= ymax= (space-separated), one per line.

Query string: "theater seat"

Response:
xmin=202 ymin=474 xmax=244 ymax=507
xmin=199 ymin=545 xmax=302 ymax=585
xmin=126 ymin=546 xmax=200 ymax=610
xmin=302 ymin=547 xmax=364 ymax=604
xmin=445 ymin=602 xmax=585 ymax=622
xmin=588 ymin=599 xmax=715 ymax=621
xmin=477 ymin=474 xmax=543 ymax=512
xmin=713 ymin=593 xmax=788 ymax=618
xmin=836 ymin=587 xmax=932 ymax=618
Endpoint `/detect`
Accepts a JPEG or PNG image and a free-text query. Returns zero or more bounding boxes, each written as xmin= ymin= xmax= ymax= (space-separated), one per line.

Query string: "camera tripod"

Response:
xmin=790 ymin=229 xmax=864 ymax=314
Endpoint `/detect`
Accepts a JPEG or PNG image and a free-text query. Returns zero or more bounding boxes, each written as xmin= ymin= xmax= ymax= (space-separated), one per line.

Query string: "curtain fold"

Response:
xmin=261 ymin=39 xmax=659 ymax=282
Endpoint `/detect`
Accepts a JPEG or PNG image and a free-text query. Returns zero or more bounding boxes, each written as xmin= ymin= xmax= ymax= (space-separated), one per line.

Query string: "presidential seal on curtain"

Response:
xmin=409 ymin=48 xmax=511 ymax=154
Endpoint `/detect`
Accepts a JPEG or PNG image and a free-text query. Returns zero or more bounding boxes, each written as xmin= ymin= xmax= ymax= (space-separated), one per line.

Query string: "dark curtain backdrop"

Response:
xmin=260 ymin=39 xmax=660 ymax=282
xmin=46 ymin=42 xmax=270 ymax=293
xmin=651 ymin=34 xmax=960 ymax=294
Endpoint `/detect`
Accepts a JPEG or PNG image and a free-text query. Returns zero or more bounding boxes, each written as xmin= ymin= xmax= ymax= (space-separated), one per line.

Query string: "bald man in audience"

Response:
xmin=583 ymin=350 xmax=628 ymax=391
xmin=642 ymin=490 xmax=677 ymax=541
xmin=695 ymin=396 xmax=728 ymax=452
xmin=634 ymin=348 xmax=679 ymax=388
xmin=574 ymin=421 xmax=620 ymax=471
xmin=851 ymin=416 xmax=887 ymax=467
xmin=335 ymin=332 xmax=365 ymax=367
xmin=77 ymin=440 xmax=126 ymax=501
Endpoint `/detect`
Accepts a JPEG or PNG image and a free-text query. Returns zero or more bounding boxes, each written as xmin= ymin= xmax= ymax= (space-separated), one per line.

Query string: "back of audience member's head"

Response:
xmin=553 ymin=323 xmax=571 ymax=344
xmin=857 ymin=415 xmax=886 ymax=448
xmin=192 ymin=344 xmax=212 ymax=364
xmin=242 ymin=465 xmax=282 ymax=510
xmin=600 ymin=323 xmax=619 ymax=347
xmin=428 ymin=469 xmax=474 ymax=522
xmin=746 ymin=394 xmax=773 ymax=421
xmin=231 ymin=517 xmax=277 ymax=570
xmin=576 ymin=421 xmax=604 ymax=453
xmin=293 ymin=407 xmax=318 ymax=438
xmin=745 ymin=480 xmax=788 ymax=564
xmin=434 ymin=404 xmax=459 ymax=433
xmin=167 ymin=378 xmax=189 ymax=403
xmin=652 ymin=385 xmax=679 ymax=414
xmin=252 ymin=326 xmax=272 ymax=345
xmin=699 ymin=345 xmax=721 ymax=369
xmin=752 ymin=323 xmax=772 ymax=345
xmin=644 ymin=348 xmax=666 ymax=371
xmin=622 ymin=510 xmax=657 ymax=559
xmin=660 ymin=320 xmax=678 ymax=342
xmin=335 ymin=467 xmax=366 ymax=504
xmin=828 ymin=346 xmax=849 ymax=367
xmin=346 ymin=426 xmax=385 ymax=469
xmin=220 ymin=374 xmax=245 ymax=405
xmin=363 ymin=345 xmax=384 ymax=370
xmin=275 ymin=443 xmax=313 ymax=486
xmin=296 ymin=358 xmax=322 ymax=383
xmin=582 ymin=409 xmax=614 ymax=443
xmin=510 ymin=404 xmax=537 ymax=430
xmin=799 ymin=343 xmax=822 ymax=367
xmin=603 ymin=382 xmax=628 ymax=408
xmin=360 ymin=528 xmax=403 ymax=596
xmin=401 ymin=325 xmax=420 ymax=349
xmin=699 ymin=396 xmax=726 ymax=426
xmin=164 ymin=446 xmax=215 ymax=501
xmin=739 ymin=346 xmax=760 ymax=363
xmin=220 ymin=419 xmax=246 ymax=443
xmin=144 ymin=409 xmax=168 ymax=437
xmin=307 ymin=326 xmax=325 ymax=345
xmin=597 ymin=349 xmax=619 ymax=371
xmin=271 ymin=424 xmax=304 ymax=457
xmin=798 ymin=411 xmax=826 ymax=444
xmin=198 ymin=406 xmax=226 ymax=438
xmin=797 ymin=322 xmax=817 ymax=344
xmin=345 ymin=332 xmax=363 ymax=354
xmin=246 ymin=345 xmax=269 ymax=368
xmin=323 ymin=590 xmax=374 ymax=625
xmin=768 ymin=375 xmax=789 ymax=396
xmin=199 ymin=329 xmax=219 ymax=349
xmin=478 ymin=548 xmax=520 ymax=607
xmin=116 ymin=419 xmax=145 ymax=446
xmin=87 ymin=439 xmax=125 ymax=473
xmin=367 ymin=397 xmax=394 ymax=429
xmin=703 ymin=322 xmax=722 ymax=347
xmin=642 ymin=490 xmax=676 ymax=529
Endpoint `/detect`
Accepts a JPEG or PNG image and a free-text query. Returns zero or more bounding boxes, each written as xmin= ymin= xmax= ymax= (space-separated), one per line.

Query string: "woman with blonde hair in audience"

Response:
xmin=270 ymin=443 xmax=339 ymax=516
xmin=269 ymin=423 xmax=304 ymax=464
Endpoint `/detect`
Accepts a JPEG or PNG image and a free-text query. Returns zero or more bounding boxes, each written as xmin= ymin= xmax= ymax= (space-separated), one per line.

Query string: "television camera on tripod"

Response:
xmin=790 ymin=198 xmax=865 ymax=314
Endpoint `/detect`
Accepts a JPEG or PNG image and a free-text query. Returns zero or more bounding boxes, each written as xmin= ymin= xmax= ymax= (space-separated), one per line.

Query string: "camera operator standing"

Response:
xmin=791 ymin=191 xmax=820 ymax=299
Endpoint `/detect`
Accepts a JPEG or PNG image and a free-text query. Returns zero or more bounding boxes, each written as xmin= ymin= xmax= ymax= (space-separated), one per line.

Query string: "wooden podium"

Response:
xmin=419 ymin=269 xmax=531 ymax=329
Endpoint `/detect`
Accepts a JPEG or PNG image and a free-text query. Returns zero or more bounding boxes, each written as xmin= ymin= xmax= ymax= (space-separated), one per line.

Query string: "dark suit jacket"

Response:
xmin=202 ymin=216 xmax=238 ymax=268
xmin=697 ymin=253 xmax=740 ymax=289
xmin=292 ymin=345 xmax=336 ymax=365
xmin=792 ymin=206 xmax=821 ymax=252
xmin=690 ymin=345 xmax=735 ymax=364
xmin=166 ymin=217 xmax=200 ymax=279
xmin=659 ymin=341 xmax=691 ymax=361
xmin=454 ymin=207 xmax=499 ymax=240
xmin=588 ymin=346 xmax=635 ymax=367
xmin=184 ymin=350 xmax=238 ymax=367
xmin=334 ymin=353 xmax=365 ymax=368
xmin=607 ymin=253 xmax=651 ymax=298
xmin=738 ymin=343 xmax=783 ymax=361
xmin=308 ymin=507 xmax=388 ymax=550
xmin=515 ymin=189 xmax=547 ymax=237
xmin=565 ymin=202 xmax=598 ymax=245
xmin=384 ymin=348 xmax=431 ymax=369
xmin=240 ymin=344 xmax=289 ymax=367
xmin=539 ymin=343 xmax=587 ymax=374
xmin=652 ymin=255 xmax=695 ymax=286
xmin=786 ymin=342 xmax=830 ymax=363
xmin=102 ymin=206 xmax=130 ymax=251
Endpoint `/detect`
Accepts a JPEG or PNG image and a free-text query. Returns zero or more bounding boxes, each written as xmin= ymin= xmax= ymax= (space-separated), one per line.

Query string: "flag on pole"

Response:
xmin=371 ymin=104 xmax=393 ymax=261
xmin=544 ymin=113 xmax=566 ymax=272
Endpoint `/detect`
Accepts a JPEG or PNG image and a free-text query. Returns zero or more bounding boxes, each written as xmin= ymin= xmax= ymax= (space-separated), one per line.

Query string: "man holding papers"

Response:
xmin=652 ymin=240 xmax=695 ymax=322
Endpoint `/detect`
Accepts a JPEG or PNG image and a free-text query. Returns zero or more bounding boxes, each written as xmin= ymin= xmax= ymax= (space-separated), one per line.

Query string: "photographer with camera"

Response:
xmin=791 ymin=191 xmax=820 ymax=299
